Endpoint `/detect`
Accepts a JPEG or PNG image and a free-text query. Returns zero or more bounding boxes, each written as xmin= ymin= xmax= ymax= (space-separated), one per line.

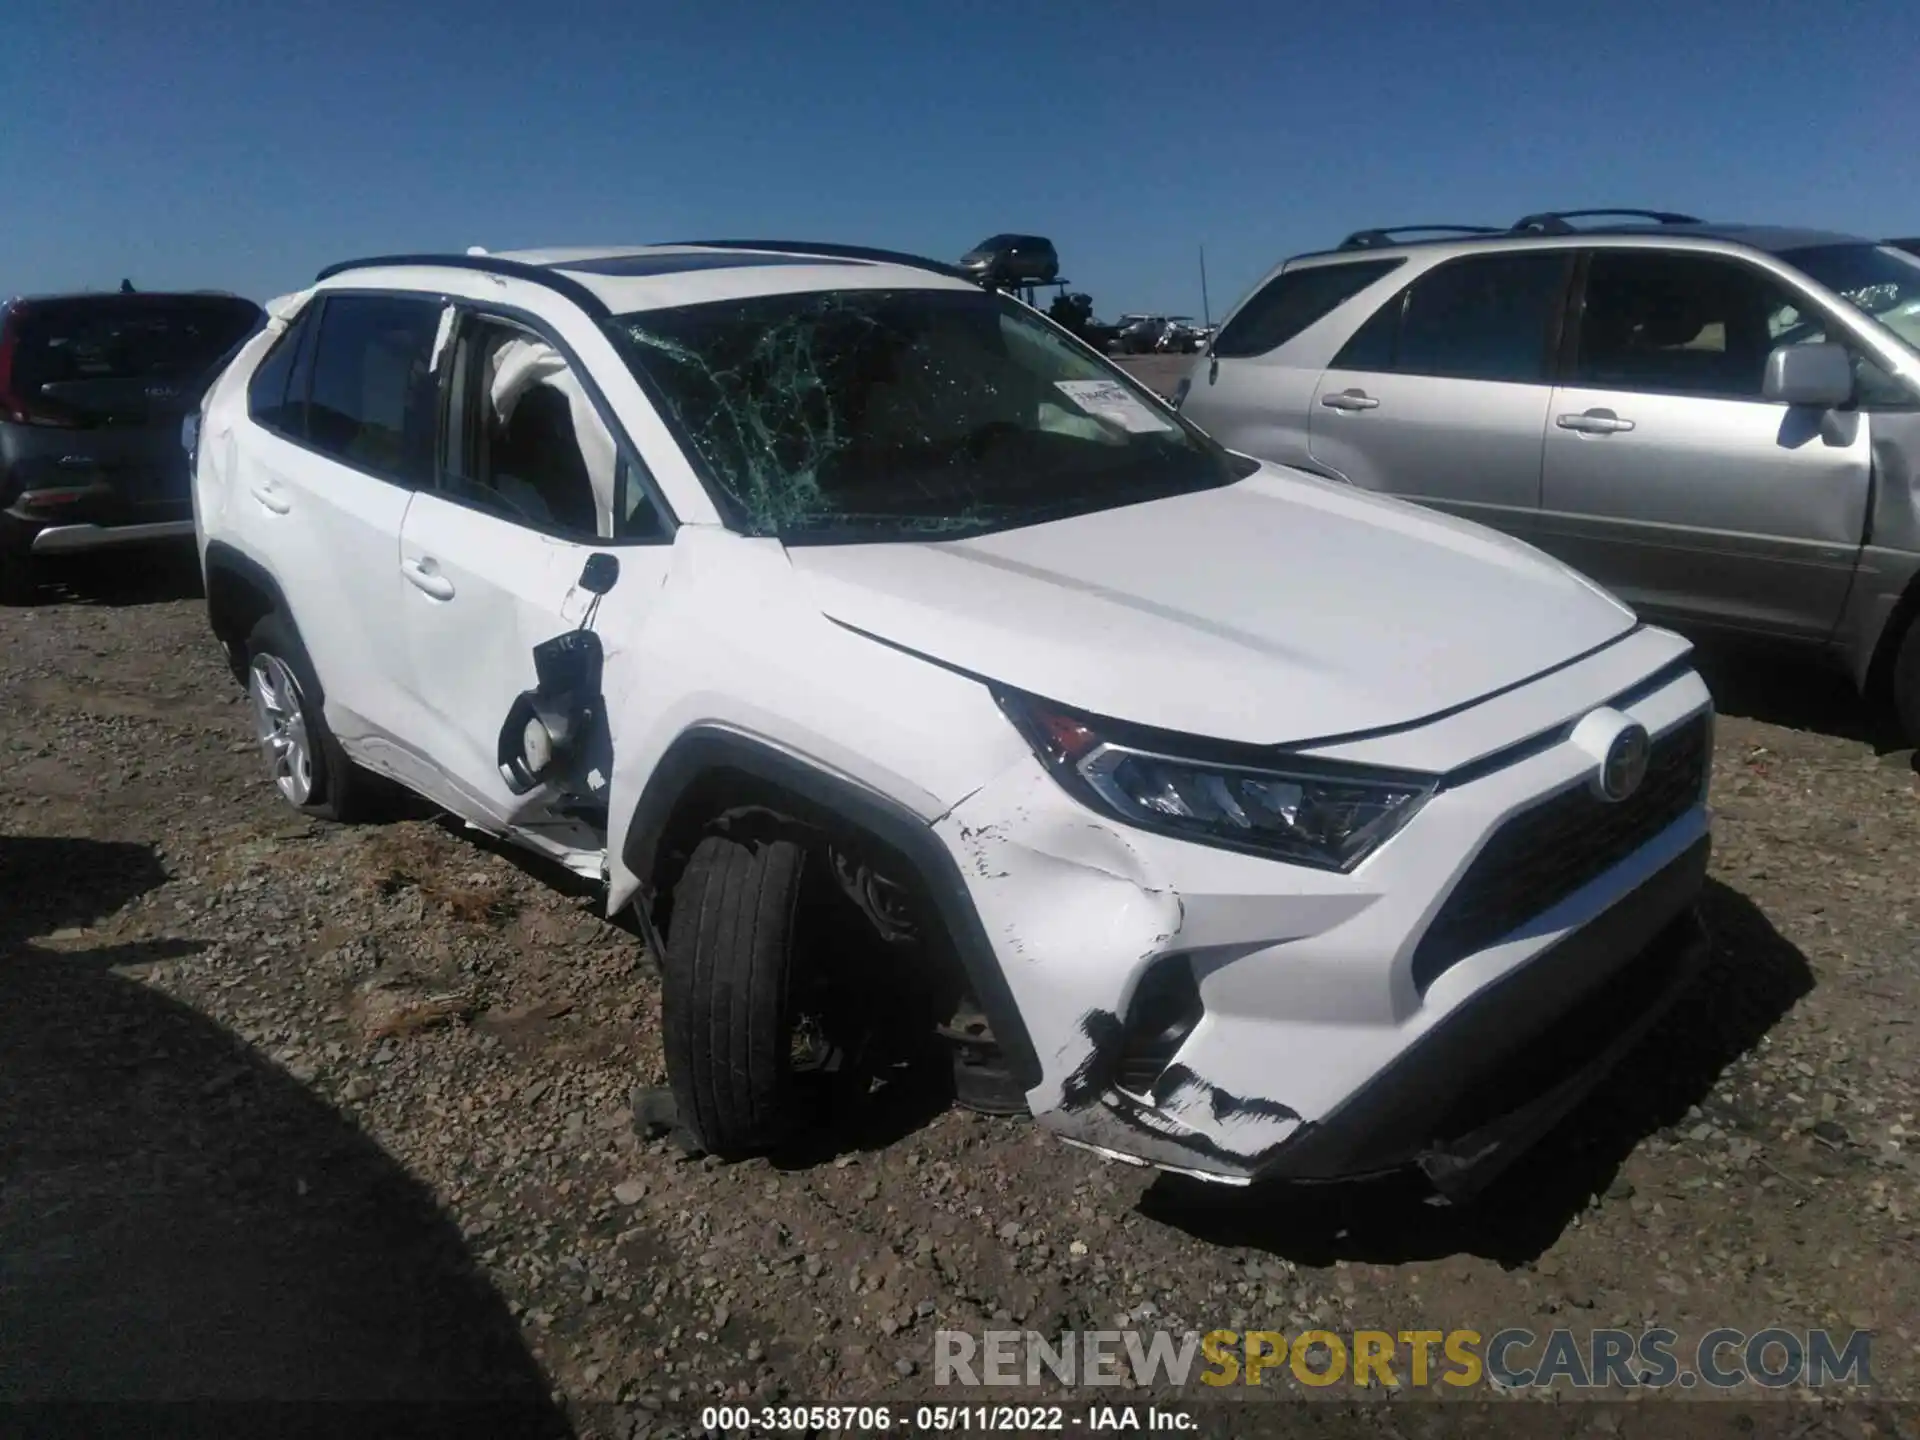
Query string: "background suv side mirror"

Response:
xmin=1764 ymin=341 xmax=1853 ymax=408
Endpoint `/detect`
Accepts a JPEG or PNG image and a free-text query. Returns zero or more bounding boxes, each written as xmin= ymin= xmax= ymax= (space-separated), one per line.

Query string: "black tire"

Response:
xmin=1893 ymin=616 xmax=1920 ymax=749
xmin=663 ymin=832 xmax=833 ymax=1158
xmin=242 ymin=612 xmax=384 ymax=822
xmin=0 ymin=552 xmax=35 ymax=606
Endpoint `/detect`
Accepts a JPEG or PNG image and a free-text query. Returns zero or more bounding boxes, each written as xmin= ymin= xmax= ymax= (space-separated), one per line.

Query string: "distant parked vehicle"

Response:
xmin=1179 ymin=210 xmax=1920 ymax=742
xmin=957 ymin=235 xmax=1060 ymax=290
xmin=1 ymin=288 xmax=263 ymax=602
xmin=1114 ymin=315 xmax=1171 ymax=354
xmin=1160 ymin=317 xmax=1205 ymax=354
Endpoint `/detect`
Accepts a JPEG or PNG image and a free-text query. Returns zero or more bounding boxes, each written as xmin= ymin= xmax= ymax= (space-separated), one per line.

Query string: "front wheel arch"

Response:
xmin=618 ymin=727 xmax=1041 ymax=1093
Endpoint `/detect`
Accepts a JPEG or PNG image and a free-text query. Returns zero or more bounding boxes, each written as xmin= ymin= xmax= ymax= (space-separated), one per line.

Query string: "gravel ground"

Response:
xmin=2 ymin=549 xmax=1917 ymax=1437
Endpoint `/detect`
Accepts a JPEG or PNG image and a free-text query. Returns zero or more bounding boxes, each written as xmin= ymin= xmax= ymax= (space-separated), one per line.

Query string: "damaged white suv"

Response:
xmin=191 ymin=242 xmax=1714 ymax=1199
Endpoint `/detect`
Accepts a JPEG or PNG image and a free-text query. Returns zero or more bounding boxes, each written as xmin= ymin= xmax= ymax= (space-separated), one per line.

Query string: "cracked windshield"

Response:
xmin=608 ymin=287 xmax=1241 ymax=540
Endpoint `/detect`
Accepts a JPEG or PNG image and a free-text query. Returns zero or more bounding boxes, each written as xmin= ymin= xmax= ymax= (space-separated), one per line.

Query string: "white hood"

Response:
xmin=787 ymin=467 xmax=1636 ymax=746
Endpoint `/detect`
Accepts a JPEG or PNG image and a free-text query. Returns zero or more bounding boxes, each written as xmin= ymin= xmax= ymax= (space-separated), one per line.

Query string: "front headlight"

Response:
xmin=996 ymin=690 xmax=1436 ymax=872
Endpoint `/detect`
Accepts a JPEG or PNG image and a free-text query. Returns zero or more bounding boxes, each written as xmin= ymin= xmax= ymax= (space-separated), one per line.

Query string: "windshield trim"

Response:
xmin=601 ymin=286 xmax=1243 ymax=543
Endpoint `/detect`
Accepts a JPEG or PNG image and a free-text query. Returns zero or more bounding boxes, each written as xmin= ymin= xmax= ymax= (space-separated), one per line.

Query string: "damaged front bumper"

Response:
xmin=931 ymin=647 xmax=1714 ymax=1194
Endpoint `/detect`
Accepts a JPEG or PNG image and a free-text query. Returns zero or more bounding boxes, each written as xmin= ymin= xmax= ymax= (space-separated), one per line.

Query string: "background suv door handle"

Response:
xmin=248 ymin=484 xmax=291 ymax=514
xmin=401 ymin=556 xmax=456 ymax=601
xmin=1556 ymin=409 xmax=1636 ymax=435
xmin=1320 ymin=390 xmax=1380 ymax=412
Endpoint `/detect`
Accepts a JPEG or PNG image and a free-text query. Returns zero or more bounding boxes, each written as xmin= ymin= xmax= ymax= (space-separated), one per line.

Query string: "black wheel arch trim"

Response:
xmin=620 ymin=725 xmax=1041 ymax=1091
xmin=201 ymin=541 xmax=325 ymax=706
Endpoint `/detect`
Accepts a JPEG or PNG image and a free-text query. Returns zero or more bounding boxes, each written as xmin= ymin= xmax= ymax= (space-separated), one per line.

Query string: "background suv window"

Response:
xmin=304 ymin=295 xmax=443 ymax=484
xmin=1330 ymin=252 xmax=1569 ymax=382
xmin=1393 ymin=252 xmax=1569 ymax=382
xmin=1211 ymin=259 xmax=1404 ymax=359
xmin=1574 ymin=251 xmax=1798 ymax=400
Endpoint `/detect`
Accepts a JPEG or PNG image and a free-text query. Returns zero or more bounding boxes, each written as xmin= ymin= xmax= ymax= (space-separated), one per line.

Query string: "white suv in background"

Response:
xmin=191 ymin=241 xmax=1715 ymax=1198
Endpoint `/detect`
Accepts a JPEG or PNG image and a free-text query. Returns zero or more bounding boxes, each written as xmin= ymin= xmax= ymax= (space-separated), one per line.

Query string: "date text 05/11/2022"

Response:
xmin=698 ymin=1404 xmax=1196 ymax=1432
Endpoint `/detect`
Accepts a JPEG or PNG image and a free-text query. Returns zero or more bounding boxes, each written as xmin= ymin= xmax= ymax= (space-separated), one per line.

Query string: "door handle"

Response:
xmin=1556 ymin=410 xmax=1636 ymax=435
xmin=1320 ymin=390 xmax=1380 ymax=412
xmin=249 ymin=484 xmax=291 ymax=514
xmin=402 ymin=556 xmax=455 ymax=601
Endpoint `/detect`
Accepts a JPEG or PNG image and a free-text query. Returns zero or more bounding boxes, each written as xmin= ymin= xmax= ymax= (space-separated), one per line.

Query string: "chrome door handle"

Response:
xmin=1556 ymin=410 xmax=1636 ymax=434
xmin=1320 ymin=390 xmax=1380 ymax=411
xmin=402 ymin=556 xmax=455 ymax=601
xmin=249 ymin=485 xmax=291 ymax=514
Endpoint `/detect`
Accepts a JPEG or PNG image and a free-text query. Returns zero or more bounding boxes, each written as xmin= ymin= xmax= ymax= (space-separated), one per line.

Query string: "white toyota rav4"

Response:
xmin=190 ymin=241 xmax=1714 ymax=1198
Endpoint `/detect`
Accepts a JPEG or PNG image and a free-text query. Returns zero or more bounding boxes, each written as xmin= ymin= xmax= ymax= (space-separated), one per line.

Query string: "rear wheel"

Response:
xmin=1892 ymin=616 xmax=1920 ymax=749
xmin=0 ymin=551 xmax=35 ymax=606
xmin=243 ymin=612 xmax=384 ymax=822
xmin=662 ymin=832 xmax=865 ymax=1158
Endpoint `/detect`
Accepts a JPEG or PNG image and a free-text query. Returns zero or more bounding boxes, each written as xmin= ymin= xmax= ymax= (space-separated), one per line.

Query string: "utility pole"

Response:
xmin=1199 ymin=246 xmax=1211 ymax=329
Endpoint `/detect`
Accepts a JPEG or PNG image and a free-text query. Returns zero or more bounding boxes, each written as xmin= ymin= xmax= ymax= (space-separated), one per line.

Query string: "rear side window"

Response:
xmin=1334 ymin=252 xmax=1571 ymax=384
xmin=1212 ymin=259 xmax=1404 ymax=359
xmin=304 ymin=295 xmax=445 ymax=484
xmin=247 ymin=305 xmax=317 ymax=436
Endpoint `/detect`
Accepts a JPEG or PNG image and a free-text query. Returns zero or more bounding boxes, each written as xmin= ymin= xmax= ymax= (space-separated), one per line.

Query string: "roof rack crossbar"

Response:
xmin=654 ymin=239 xmax=972 ymax=281
xmin=1336 ymin=225 xmax=1504 ymax=251
xmin=1510 ymin=209 xmax=1703 ymax=235
xmin=312 ymin=253 xmax=613 ymax=318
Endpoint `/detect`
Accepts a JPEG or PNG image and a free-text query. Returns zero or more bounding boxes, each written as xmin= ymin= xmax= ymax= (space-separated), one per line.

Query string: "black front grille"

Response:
xmin=1410 ymin=713 xmax=1710 ymax=992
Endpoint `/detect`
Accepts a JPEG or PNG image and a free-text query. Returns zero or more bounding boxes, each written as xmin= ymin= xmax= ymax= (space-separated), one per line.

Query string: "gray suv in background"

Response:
xmin=1 ymin=288 xmax=263 ymax=601
xmin=1178 ymin=210 xmax=1920 ymax=742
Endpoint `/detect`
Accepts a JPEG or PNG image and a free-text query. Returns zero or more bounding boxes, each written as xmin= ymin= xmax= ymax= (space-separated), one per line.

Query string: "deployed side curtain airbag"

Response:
xmin=485 ymin=337 xmax=618 ymax=536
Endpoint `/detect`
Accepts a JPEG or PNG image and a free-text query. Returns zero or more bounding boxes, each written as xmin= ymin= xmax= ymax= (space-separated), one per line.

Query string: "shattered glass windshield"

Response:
xmin=606 ymin=287 xmax=1244 ymax=541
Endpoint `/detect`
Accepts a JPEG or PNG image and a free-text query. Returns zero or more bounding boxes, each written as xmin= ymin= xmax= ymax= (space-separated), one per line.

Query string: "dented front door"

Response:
xmin=394 ymin=491 xmax=654 ymax=831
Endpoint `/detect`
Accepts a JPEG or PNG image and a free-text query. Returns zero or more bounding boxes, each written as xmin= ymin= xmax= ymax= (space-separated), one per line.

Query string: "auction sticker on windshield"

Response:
xmin=1054 ymin=379 xmax=1174 ymax=433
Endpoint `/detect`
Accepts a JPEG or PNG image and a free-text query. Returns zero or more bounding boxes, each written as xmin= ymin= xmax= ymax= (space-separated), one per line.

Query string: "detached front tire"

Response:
xmin=663 ymin=832 xmax=851 ymax=1158
xmin=243 ymin=612 xmax=383 ymax=822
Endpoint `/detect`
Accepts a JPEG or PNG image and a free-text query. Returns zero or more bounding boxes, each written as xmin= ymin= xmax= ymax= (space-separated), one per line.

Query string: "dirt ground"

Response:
xmin=2 ymin=545 xmax=1917 ymax=1437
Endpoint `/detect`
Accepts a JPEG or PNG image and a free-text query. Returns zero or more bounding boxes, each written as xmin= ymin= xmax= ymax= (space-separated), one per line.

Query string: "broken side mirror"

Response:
xmin=496 ymin=552 xmax=622 ymax=796
xmin=497 ymin=629 xmax=605 ymax=795
xmin=580 ymin=551 xmax=619 ymax=596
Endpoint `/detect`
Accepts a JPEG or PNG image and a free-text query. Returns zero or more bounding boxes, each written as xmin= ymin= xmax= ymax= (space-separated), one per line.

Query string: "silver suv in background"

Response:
xmin=1178 ymin=211 xmax=1920 ymax=742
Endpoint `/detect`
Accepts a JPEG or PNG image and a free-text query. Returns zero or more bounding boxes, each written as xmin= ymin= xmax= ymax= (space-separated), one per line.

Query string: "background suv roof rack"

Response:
xmin=1510 ymin=209 xmax=1703 ymax=234
xmin=1336 ymin=225 xmax=1503 ymax=251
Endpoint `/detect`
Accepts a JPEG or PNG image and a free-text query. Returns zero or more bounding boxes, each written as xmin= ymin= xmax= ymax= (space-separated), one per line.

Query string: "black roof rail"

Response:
xmin=1510 ymin=209 xmax=1703 ymax=235
xmin=655 ymin=238 xmax=973 ymax=281
xmin=313 ymin=253 xmax=614 ymax=318
xmin=1336 ymin=225 xmax=1503 ymax=251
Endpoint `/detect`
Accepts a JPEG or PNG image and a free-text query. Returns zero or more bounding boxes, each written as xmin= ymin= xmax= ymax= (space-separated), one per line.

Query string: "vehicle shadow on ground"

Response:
xmin=0 ymin=833 xmax=570 ymax=1426
xmin=1689 ymin=637 xmax=1911 ymax=757
xmin=1137 ymin=879 xmax=1812 ymax=1268
xmin=9 ymin=542 xmax=204 ymax=609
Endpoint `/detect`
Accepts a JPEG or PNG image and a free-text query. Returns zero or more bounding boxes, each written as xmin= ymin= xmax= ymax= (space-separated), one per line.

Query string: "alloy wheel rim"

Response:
xmin=248 ymin=653 xmax=314 ymax=806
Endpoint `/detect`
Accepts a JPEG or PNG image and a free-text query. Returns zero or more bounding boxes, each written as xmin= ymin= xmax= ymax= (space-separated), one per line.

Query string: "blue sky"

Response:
xmin=3 ymin=0 xmax=1914 ymax=318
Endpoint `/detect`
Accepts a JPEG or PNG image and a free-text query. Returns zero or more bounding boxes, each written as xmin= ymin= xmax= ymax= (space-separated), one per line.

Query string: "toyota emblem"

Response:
xmin=1597 ymin=722 xmax=1651 ymax=803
